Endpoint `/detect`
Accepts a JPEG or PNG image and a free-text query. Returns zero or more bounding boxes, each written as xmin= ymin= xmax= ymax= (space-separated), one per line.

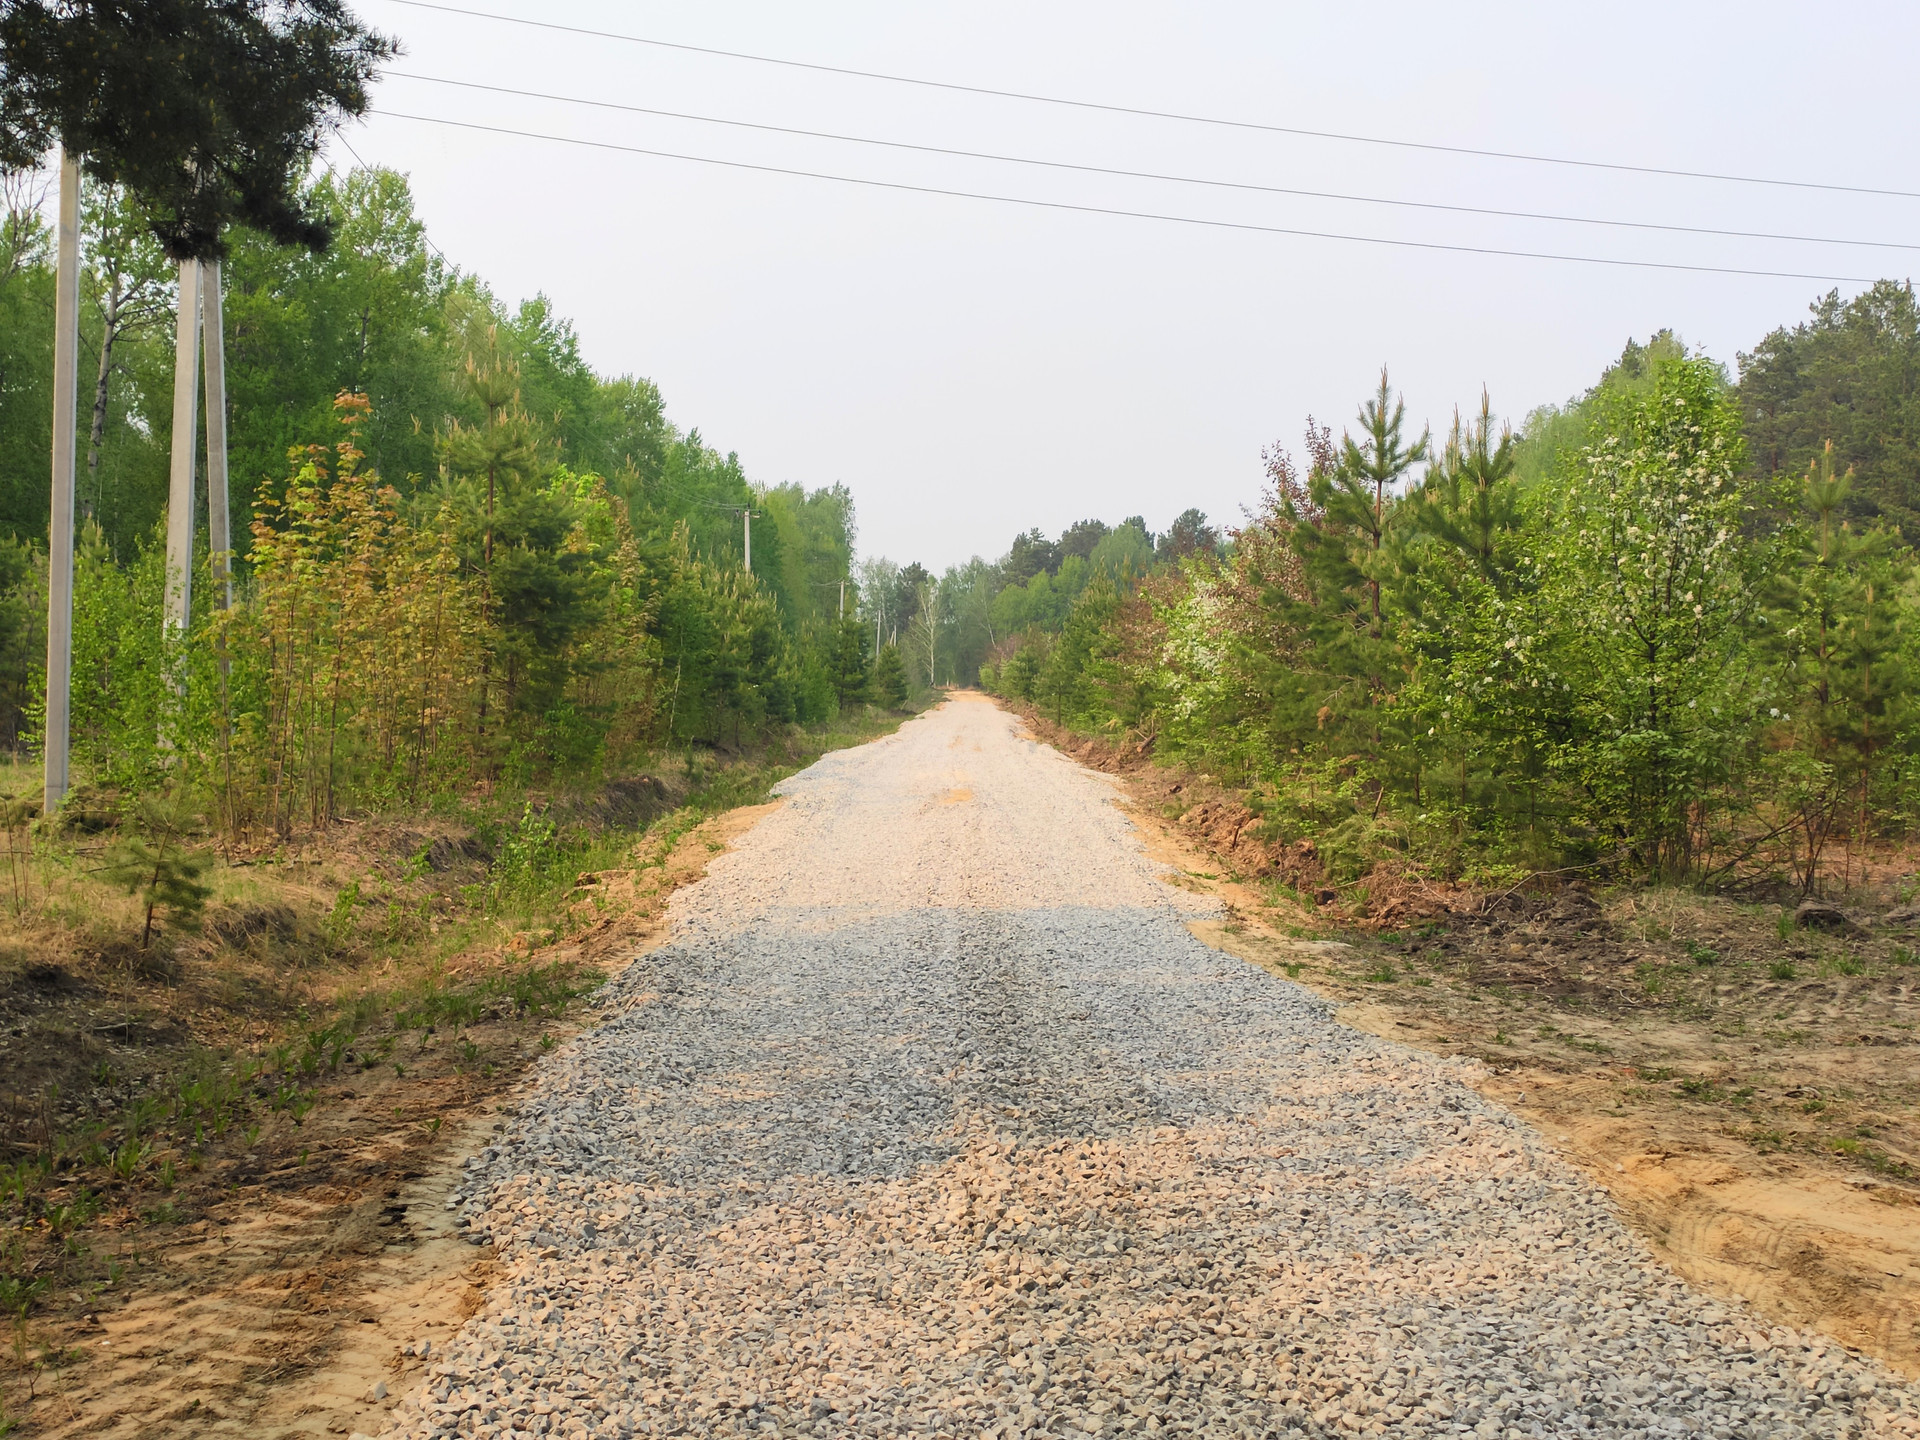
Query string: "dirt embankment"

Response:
xmin=1020 ymin=711 xmax=1920 ymax=1379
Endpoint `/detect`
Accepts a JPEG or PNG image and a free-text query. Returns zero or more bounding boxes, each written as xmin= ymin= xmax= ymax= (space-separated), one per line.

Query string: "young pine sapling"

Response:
xmin=102 ymin=796 xmax=214 ymax=950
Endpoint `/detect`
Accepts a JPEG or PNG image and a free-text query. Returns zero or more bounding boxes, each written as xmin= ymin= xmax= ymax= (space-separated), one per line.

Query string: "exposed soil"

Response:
xmin=1024 ymin=712 xmax=1920 ymax=1379
xmin=0 ymin=793 xmax=784 ymax=1439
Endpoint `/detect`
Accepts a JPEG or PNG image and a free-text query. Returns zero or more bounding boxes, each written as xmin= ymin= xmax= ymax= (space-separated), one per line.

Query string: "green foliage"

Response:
xmin=1303 ymin=368 xmax=1430 ymax=640
xmin=1740 ymin=281 xmax=1920 ymax=541
xmin=827 ymin=616 xmax=871 ymax=706
xmin=1526 ymin=351 xmax=1770 ymax=874
xmin=0 ymin=183 xmax=53 ymax=550
xmin=869 ymin=644 xmax=908 ymax=710
xmin=488 ymin=802 xmax=560 ymax=914
xmin=995 ymin=641 xmax=1043 ymax=701
xmin=0 ymin=0 xmax=394 ymax=258
xmin=1035 ymin=579 xmax=1121 ymax=725
xmin=1157 ymin=508 xmax=1221 ymax=563
xmin=1764 ymin=442 xmax=1910 ymax=889
xmin=0 ymin=157 xmax=867 ymax=831
xmin=99 ymin=794 xmax=213 ymax=948
xmin=953 ymin=320 xmax=1920 ymax=891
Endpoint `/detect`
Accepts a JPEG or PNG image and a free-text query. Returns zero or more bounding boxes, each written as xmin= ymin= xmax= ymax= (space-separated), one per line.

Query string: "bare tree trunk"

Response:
xmin=84 ymin=269 xmax=124 ymax=519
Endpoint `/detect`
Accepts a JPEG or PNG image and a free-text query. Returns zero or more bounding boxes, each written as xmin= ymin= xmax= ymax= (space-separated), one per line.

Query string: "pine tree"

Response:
xmin=869 ymin=644 xmax=908 ymax=710
xmin=101 ymin=794 xmax=213 ymax=948
xmin=1409 ymin=390 xmax=1520 ymax=589
xmin=1307 ymin=368 xmax=1430 ymax=638
xmin=1772 ymin=442 xmax=1909 ymax=889
xmin=1 ymin=0 xmax=393 ymax=260
xmin=828 ymin=614 xmax=871 ymax=706
xmin=1000 ymin=643 xmax=1043 ymax=701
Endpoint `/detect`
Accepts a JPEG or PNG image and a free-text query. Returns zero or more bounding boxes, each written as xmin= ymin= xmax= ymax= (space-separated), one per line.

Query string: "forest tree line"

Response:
xmin=0 ymin=164 xmax=904 ymax=834
xmin=4 ymin=146 xmax=1919 ymax=885
xmin=894 ymin=284 xmax=1920 ymax=891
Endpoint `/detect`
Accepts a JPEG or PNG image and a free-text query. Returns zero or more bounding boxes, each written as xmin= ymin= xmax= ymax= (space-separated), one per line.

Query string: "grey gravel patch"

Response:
xmin=385 ymin=699 xmax=1920 ymax=1440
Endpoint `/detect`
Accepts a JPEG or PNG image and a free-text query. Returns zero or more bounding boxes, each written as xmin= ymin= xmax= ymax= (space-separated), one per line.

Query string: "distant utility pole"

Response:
xmin=838 ymin=578 xmax=845 ymax=620
xmin=742 ymin=507 xmax=751 ymax=574
xmin=43 ymin=149 xmax=80 ymax=816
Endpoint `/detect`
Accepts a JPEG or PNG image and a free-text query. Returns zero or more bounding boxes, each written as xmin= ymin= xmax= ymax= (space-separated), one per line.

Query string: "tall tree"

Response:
xmin=1002 ymin=528 xmax=1058 ymax=585
xmin=1322 ymin=368 xmax=1429 ymax=637
xmin=1156 ymin=508 xmax=1221 ymax=563
xmin=78 ymin=180 xmax=170 ymax=520
xmin=1539 ymin=351 xmax=1767 ymax=876
xmin=1 ymin=0 xmax=392 ymax=260
xmin=1058 ymin=517 xmax=1109 ymax=563
xmin=1739 ymin=280 xmax=1920 ymax=540
xmin=1767 ymin=442 xmax=1909 ymax=889
xmin=1410 ymin=390 xmax=1521 ymax=589
xmin=0 ymin=173 xmax=53 ymax=541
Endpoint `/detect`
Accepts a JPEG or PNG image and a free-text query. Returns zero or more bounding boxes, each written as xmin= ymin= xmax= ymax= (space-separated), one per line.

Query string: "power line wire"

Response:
xmin=389 ymin=71 xmax=1920 ymax=255
xmin=333 ymin=128 xmax=457 ymax=268
xmin=371 ymin=110 xmax=1872 ymax=283
xmin=376 ymin=0 xmax=1920 ymax=202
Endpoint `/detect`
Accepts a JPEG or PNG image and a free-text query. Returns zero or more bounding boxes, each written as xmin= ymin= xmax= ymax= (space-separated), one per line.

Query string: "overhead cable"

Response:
xmin=370 ymin=110 xmax=1872 ymax=284
xmin=332 ymin=128 xmax=456 ymax=267
xmin=377 ymin=0 xmax=1920 ymax=201
xmin=389 ymin=71 xmax=1920 ymax=254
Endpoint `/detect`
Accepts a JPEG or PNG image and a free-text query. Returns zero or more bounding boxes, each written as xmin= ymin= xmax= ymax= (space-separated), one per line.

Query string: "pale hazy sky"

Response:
xmin=338 ymin=0 xmax=1920 ymax=570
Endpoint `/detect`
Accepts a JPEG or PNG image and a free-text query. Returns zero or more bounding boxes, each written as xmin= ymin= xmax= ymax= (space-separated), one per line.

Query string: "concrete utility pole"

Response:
xmin=161 ymin=257 xmax=232 ymax=664
xmin=742 ymin=507 xmax=751 ymax=574
xmin=838 ymin=578 xmax=845 ymax=620
xmin=201 ymin=259 xmax=232 ymax=610
xmin=163 ymin=258 xmax=203 ymax=635
xmin=43 ymin=149 xmax=81 ymax=815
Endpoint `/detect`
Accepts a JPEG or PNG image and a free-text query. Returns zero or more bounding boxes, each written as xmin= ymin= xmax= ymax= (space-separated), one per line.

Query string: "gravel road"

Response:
xmin=385 ymin=696 xmax=1920 ymax=1440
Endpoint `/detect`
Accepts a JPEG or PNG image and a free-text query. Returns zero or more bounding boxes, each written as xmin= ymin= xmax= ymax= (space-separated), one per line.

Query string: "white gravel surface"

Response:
xmin=384 ymin=696 xmax=1920 ymax=1440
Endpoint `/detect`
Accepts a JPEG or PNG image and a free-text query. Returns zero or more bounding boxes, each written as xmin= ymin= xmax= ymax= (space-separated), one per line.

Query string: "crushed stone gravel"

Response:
xmin=383 ymin=696 xmax=1920 ymax=1439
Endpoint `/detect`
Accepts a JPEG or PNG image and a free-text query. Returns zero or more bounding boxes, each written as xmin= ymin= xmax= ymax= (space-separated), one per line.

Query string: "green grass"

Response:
xmin=1827 ymin=1136 xmax=1916 ymax=1179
